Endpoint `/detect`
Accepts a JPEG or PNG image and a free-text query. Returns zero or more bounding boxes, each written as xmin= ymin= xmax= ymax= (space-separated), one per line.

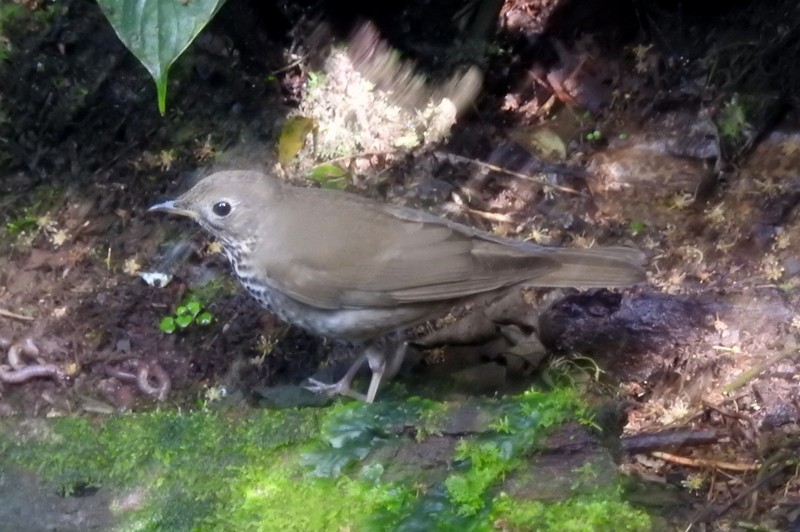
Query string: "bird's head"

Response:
xmin=148 ymin=170 xmax=281 ymax=247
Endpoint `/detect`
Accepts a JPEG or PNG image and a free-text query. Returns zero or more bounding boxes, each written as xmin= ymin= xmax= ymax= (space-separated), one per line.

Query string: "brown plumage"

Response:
xmin=150 ymin=170 xmax=645 ymax=401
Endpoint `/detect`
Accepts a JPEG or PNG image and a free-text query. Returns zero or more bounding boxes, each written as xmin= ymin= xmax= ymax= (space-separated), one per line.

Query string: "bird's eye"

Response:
xmin=212 ymin=201 xmax=232 ymax=217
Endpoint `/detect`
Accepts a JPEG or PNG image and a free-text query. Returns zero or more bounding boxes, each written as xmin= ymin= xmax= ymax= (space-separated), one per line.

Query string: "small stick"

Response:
xmin=434 ymin=151 xmax=587 ymax=196
xmin=465 ymin=208 xmax=515 ymax=223
xmin=0 ymin=308 xmax=35 ymax=321
xmin=651 ymin=451 xmax=760 ymax=472
xmin=722 ymin=344 xmax=798 ymax=394
xmin=621 ymin=429 xmax=719 ymax=454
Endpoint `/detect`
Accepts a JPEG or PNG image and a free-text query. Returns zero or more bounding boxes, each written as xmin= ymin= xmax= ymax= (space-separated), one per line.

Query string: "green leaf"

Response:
xmin=159 ymin=316 xmax=176 ymax=334
xmin=196 ymin=311 xmax=213 ymax=326
xmin=175 ymin=314 xmax=194 ymax=329
xmin=307 ymin=163 xmax=349 ymax=190
xmin=97 ymin=0 xmax=227 ymax=115
xmin=278 ymin=116 xmax=317 ymax=166
xmin=185 ymin=300 xmax=202 ymax=318
xmin=308 ymin=163 xmax=347 ymax=179
xmin=509 ymin=126 xmax=567 ymax=161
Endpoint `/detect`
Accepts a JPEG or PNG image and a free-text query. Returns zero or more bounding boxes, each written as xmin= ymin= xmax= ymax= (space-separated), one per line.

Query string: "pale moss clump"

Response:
xmin=298 ymin=50 xmax=463 ymax=159
xmin=295 ymin=23 xmax=481 ymax=164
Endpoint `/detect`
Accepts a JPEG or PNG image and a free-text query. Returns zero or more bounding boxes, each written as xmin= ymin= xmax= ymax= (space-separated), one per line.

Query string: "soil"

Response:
xmin=1 ymin=0 xmax=800 ymax=528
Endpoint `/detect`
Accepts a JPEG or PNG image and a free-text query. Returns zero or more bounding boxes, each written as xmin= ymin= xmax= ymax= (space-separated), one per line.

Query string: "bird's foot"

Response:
xmin=303 ymin=340 xmax=407 ymax=403
xmin=304 ymin=378 xmax=369 ymax=402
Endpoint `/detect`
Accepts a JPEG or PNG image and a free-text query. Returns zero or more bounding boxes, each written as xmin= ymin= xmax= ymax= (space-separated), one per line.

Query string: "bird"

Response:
xmin=149 ymin=170 xmax=646 ymax=402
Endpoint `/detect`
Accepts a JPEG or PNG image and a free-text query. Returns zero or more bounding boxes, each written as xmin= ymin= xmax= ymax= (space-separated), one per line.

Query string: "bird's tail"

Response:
xmin=530 ymin=246 xmax=647 ymax=287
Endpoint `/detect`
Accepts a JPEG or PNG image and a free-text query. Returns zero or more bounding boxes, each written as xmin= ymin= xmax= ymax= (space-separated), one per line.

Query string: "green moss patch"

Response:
xmin=0 ymin=388 xmax=652 ymax=530
xmin=492 ymin=487 xmax=652 ymax=531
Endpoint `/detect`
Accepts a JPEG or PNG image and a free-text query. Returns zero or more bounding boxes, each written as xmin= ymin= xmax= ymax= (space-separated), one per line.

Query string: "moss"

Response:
xmin=0 ymin=183 xmax=64 ymax=251
xmin=191 ymin=276 xmax=239 ymax=302
xmin=445 ymin=441 xmax=518 ymax=516
xmin=442 ymin=388 xmax=585 ymax=517
xmin=0 ymin=387 xmax=653 ymax=530
xmin=0 ymin=2 xmax=56 ymax=43
xmin=491 ymin=486 xmax=651 ymax=531
xmin=209 ymin=462 xmax=414 ymax=531
xmin=413 ymin=398 xmax=450 ymax=440
xmin=1 ymin=409 xmax=322 ymax=529
xmin=301 ymin=396 xmax=442 ymax=477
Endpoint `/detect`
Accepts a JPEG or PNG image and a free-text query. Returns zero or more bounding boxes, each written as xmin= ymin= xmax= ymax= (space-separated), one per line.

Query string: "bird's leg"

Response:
xmin=305 ymin=350 xmax=370 ymax=401
xmin=305 ymin=338 xmax=408 ymax=402
xmin=365 ymin=341 xmax=407 ymax=403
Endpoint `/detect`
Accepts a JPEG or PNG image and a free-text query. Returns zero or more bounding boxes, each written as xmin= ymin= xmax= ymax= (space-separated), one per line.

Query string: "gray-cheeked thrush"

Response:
xmin=150 ymin=170 xmax=645 ymax=402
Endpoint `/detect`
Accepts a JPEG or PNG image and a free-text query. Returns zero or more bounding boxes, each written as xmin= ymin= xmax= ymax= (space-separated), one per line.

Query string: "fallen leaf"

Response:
xmin=278 ymin=116 xmax=317 ymax=166
xmin=509 ymin=126 xmax=567 ymax=161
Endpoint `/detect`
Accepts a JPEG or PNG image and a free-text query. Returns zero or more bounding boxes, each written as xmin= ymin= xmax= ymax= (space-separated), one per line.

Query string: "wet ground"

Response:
xmin=1 ymin=0 xmax=800 ymax=528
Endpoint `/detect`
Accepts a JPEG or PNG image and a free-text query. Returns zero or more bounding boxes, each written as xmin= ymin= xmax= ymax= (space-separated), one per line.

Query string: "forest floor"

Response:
xmin=0 ymin=0 xmax=799 ymax=529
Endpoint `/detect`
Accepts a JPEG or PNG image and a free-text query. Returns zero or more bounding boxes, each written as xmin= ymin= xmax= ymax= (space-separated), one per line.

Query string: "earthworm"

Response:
xmin=137 ymin=361 xmax=171 ymax=402
xmin=0 ymin=364 xmax=66 ymax=383
xmin=104 ymin=363 xmax=139 ymax=383
xmin=7 ymin=337 xmax=40 ymax=369
xmin=106 ymin=359 xmax=171 ymax=402
xmin=0 ymin=337 xmax=64 ymax=384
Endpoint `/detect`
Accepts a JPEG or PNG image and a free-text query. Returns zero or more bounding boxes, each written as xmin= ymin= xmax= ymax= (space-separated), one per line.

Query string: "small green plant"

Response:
xmin=0 ymin=4 xmax=24 ymax=56
xmin=489 ymin=415 xmax=512 ymax=434
xmin=159 ymin=296 xmax=213 ymax=334
xmin=445 ymin=441 xmax=516 ymax=516
xmin=628 ymin=220 xmax=647 ymax=235
xmin=5 ymin=213 xmax=39 ymax=235
xmin=717 ymin=95 xmax=747 ymax=140
xmin=3 ymin=185 xmax=61 ymax=238
xmin=306 ymin=71 xmax=324 ymax=90
xmin=585 ymin=129 xmax=603 ymax=141
xmin=0 ymin=40 xmax=10 ymax=63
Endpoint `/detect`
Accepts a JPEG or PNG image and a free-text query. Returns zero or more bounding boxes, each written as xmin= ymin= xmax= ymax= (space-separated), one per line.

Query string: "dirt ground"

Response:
xmin=1 ymin=0 xmax=800 ymax=528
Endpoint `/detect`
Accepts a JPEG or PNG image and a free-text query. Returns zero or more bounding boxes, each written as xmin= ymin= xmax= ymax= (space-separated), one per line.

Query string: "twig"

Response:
xmin=464 ymin=208 xmax=514 ymax=223
xmin=0 ymin=308 xmax=35 ymax=321
xmin=319 ymin=150 xmax=586 ymax=197
xmin=690 ymin=450 xmax=791 ymax=526
xmin=434 ymin=151 xmax=587 ymax=196
xmin=701 ymin=400 xmax=759 ymax=439
xmin=621 ymin=429 xmax=719 ymax=454
xmin=722 ymin=344 xmax=799 ymax=394
xmin=320 ymin=150 xmax=404 ymax=166
xmin=651 ymin=451 xmax=760 ymax=472
xmin=269 ymin=56 xmax=307 ymax=76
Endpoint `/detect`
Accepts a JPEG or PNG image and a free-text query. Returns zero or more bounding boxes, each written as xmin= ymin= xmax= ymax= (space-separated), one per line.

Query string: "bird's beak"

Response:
xmin=148 ymin=199 xmax=196 ymax=219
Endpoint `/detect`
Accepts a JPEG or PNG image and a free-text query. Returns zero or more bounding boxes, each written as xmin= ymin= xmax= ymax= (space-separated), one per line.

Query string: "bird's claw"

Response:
xmin=303 ymin=378 xmax=342 ymax=396
xmin=304 ymin=378 xmax=368 ymax=402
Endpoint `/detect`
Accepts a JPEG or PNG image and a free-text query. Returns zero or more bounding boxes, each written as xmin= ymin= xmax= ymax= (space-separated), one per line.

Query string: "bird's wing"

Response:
xmin=257 ymin=189 xmax=561 ymax=309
